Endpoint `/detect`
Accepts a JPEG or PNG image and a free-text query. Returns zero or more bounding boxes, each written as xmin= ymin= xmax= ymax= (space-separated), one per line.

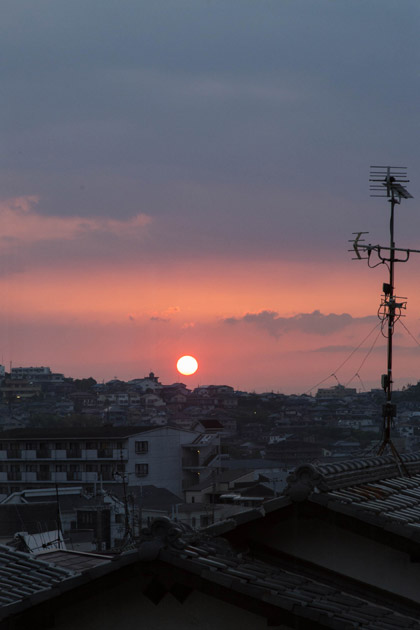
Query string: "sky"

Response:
xmin=1 ymin=0 xmax=420 ymax=393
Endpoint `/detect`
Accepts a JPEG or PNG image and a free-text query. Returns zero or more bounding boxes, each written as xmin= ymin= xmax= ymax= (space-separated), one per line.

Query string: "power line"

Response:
xmin=303 ymin=321 xmax=381 ymax=395
xmin=398 ymin=319 xmax=420 ymax=349
xmin=344 ymin=328 xmax=382 ymax=387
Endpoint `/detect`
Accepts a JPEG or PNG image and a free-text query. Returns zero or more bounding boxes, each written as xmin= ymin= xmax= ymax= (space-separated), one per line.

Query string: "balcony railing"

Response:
xmin=68 ymin=472 xmax=82 ymax=481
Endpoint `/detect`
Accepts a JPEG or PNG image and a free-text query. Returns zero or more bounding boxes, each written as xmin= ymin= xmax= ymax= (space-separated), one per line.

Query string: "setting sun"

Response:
xmin=176 ymin=355 xmax=198 ymax=376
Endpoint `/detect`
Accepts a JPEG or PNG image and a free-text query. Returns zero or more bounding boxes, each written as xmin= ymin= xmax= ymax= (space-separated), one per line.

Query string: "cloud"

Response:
xmin=225 ymin=310 xmax=376 ymax=337
xmin=149 ymin=307 xmax=180 ymax=323
xmin=0 ymin=196 xmax=151 ymax=245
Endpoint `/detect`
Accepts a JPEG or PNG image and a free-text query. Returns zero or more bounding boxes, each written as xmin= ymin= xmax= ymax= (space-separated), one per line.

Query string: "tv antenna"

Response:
xmin=350 ymin=166 xmax=419 ymax=471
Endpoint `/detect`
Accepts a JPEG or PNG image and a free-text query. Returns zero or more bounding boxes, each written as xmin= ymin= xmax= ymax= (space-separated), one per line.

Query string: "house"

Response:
xmin=0 ymin=486 xmax=136 ymax=552
xmin=122 ymin=484 xmax=225 ymax=530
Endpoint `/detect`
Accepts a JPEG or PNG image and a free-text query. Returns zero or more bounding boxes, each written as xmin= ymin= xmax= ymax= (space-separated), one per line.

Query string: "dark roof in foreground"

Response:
xmin=159 ymin=528 xmax=420 ymax=629
xmin=2 ymin=514 xmax=420 ymax=629
xmin=283 ymin=451 xmax=420 ymax=542
xmin=0 ymin=544 xmax=76 ymax=609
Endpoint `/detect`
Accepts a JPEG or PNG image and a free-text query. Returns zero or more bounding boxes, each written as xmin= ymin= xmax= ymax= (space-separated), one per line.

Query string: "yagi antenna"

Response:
xmin=350 ymin=166 xmax=417 ymax=473
xmin=369 ymin=165 xmax=413 ymax=200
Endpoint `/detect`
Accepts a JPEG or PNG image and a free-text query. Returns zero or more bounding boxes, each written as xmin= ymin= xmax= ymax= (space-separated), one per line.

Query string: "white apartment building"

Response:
xmin=0 ymin=426 xmax=220 ymax=497
xmin=10 ymin=366 xmax=64 ymax=383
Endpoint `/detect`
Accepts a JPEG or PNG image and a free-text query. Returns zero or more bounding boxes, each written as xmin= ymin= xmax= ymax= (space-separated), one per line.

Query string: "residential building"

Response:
xmin=0 ymin=425 xmax=220 ymax=496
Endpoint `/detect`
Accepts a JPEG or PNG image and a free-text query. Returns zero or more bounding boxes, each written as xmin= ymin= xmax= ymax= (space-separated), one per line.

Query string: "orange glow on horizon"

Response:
xmin=0 ymin=258 xmax=398 ymax=321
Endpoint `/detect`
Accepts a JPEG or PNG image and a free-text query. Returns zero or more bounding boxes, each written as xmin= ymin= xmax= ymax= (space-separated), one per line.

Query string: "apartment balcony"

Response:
xmin=83 ymin=449 xmax=98 ymax=459
xmin=68 ymin=472 xmax=82 ymax=481
xmin=52 ymin=449 xmax=67 ymax=459
xmin=66 ymin=449 xmax=82 ymax=459
xmin=37 ymin=472 xmax=51 ymax=481
xmin=51 ymin=472 xmax=67 ymax=483
xmin=22 ymin=450 xmax=36 ymax=460
xmin=8 ymin=472 xmax=22 ymax=481
xmin=36 ymin=449 xmax=51 ymax=459
xmin=84 ymin=472 xmax=99 ymax=482
xmin=7 ymin=451 xmax=22 ymax=459
xmin=98 ymin=449 xmax=113 ymax=458
xmin=23 ymin=472 xmax=37 ymax=482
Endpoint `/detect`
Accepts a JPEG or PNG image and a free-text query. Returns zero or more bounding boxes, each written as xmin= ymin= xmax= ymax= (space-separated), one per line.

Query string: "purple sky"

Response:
xmin=1 ymin=1 xmax=420 ymax=392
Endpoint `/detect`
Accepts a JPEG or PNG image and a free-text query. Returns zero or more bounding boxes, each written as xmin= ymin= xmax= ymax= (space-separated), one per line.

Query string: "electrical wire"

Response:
xmin=303 ymin=321 xmax=381 ymax=395
xmin=344 ymin=328 xmax=382 ymax=387
xmin=356 ymin=373 xmax=366 ymax=392
xmin=398 ymin=319 xmax=420 ymax=348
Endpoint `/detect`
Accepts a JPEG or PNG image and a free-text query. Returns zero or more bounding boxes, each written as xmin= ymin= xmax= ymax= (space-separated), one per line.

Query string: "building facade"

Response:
xmin=0 ymin=426 xmax=220 ymax=496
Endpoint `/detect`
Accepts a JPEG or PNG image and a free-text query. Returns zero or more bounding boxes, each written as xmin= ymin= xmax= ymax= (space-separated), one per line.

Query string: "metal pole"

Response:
xmin=385 ymin=193 xmax=396 ymax=444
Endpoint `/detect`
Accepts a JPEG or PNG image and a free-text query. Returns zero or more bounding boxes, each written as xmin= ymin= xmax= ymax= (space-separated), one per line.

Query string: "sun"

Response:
xmin=177 ymin=355 xmax=198 ymax=376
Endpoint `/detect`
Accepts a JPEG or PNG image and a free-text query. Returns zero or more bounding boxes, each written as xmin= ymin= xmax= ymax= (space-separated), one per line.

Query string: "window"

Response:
xmin=135 ymin=441 xmax=148 ymax=454
xmin=135 ymin=463 xmax=148 ymax=477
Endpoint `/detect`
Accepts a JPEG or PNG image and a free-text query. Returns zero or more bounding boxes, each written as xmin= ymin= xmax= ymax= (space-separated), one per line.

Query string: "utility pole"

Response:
xmin=351 ymin=166 xmax=417 ymax=470
xmin=114 ymin=450 xmax=133 ymax=545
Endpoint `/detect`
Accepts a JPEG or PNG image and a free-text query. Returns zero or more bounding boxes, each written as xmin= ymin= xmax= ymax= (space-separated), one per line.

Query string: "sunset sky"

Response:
xmin=2 ymin=1 xmax=420 ymax=393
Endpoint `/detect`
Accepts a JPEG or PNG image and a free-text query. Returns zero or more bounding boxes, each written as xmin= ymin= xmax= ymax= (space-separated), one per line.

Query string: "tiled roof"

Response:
xmin=0 ymin=544 xmax=76 ymax=611
xmin=2 ymin=513 xmax=420 ymax=629
xmin=158 ymin=533 xmax=420 ymax=629
xmin=36 ymin=549 xmax=113 ymax=572
xmin=284 ymin=452 xmax=420 ymax=535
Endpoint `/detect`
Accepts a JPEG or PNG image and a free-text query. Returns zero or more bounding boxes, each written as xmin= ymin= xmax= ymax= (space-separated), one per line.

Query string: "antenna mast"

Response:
xmin=351 ymin=166 xmax=417 ymax=467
